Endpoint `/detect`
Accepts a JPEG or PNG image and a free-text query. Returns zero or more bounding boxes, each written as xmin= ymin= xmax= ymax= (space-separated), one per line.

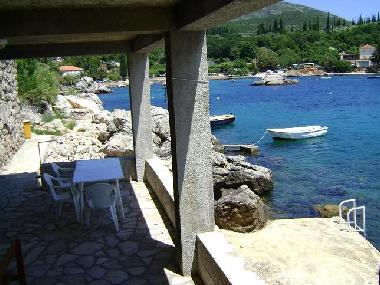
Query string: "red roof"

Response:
xmin=59 ymin=65 xmax=83 ymax=72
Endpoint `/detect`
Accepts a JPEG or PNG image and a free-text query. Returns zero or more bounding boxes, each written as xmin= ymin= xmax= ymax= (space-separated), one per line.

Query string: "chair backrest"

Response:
xmin=51 ymin=163 xmax=60 ymax=177
xmin=43 ymin=173 xmax=61 ymax=201
xmin=84 ymin=183 xmax=115 ymax=210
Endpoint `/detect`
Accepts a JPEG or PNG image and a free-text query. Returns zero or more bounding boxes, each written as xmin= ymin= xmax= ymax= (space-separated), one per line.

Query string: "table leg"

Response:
xmin=79 ymin=182 xmax=84 ymax=223
xmin=115 ymin=179 xmax=125 ymax=220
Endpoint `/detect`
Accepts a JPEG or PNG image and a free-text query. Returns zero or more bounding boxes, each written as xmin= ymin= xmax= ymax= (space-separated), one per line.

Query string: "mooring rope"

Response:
xmin=253 ymin=130 xmax=268 ymax=146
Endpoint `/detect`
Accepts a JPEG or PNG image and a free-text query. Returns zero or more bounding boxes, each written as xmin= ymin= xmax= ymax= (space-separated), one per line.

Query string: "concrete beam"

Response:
xmin=165 ymin=30 xmax=215 ymax=276
xmin=131 ymin=34 xmax=165 ymax=53
xmin=0 ymin=41 xmax=130 ymax=60
xmin=175 ymin=0 xmax=280 ymax=30
xmin=128 ymin=52 xmax=154 ymax=181
xmin=0 ymin=7 xmax=174 ymax=39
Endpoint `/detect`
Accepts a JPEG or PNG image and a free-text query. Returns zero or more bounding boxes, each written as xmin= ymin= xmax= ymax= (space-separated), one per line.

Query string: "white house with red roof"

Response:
xmin=59 ymin=65 xmax=83 ymax=76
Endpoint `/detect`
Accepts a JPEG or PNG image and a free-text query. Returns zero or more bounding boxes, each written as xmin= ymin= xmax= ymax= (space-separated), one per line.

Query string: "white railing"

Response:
xmin=339 ymin=199 xmax=366 ymax=238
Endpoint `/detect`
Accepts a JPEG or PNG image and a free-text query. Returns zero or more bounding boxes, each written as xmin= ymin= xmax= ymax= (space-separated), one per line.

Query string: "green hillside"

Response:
xmin=212 ymin=1 xmax=346 ymax=35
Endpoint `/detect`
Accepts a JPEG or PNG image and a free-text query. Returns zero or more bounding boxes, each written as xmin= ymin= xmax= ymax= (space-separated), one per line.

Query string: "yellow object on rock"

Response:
xmin=23 ymin=120 xmax=31 ymax=139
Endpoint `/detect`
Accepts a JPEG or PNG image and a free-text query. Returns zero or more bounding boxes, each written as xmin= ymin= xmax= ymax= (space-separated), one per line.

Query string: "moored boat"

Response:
xmin=320 ymin=76 xmax=332 ymax=79
xmin=210 ymin=114 xmax=235 ymax=127
xmin=267 ymin=125 xmax=328 ymax=140
xmin=368 ymin=76 xmax=380 ymax=79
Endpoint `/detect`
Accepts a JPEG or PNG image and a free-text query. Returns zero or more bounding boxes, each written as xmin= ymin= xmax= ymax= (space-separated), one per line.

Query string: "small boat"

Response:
xmin=320 ymin=76 xmax=332 ymax=79
xmin=267 ymin=125 xmax=328 ymax=140
xmin=368 ymin=76 xmax=380 ymax=79
xmin=210 ymin=114 xmax=235 ymax=127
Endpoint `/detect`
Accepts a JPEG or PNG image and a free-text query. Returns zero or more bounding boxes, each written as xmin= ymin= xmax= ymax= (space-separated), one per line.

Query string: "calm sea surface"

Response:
xmin=99 ymin=76 xmax=380 ymax=248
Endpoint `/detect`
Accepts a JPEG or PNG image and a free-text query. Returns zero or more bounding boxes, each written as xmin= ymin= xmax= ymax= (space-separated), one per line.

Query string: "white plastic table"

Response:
xmin=73 ymin=158 xmax=125 ymax=223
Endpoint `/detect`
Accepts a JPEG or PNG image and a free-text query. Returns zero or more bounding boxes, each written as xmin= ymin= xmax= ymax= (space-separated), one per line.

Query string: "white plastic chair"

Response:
xmin=83 ymin=183 xmax=119 ymax=231
xmin=43 ymin=173 xmax=80 ymax=222
xmin=51 ymin=163 xmax=75 ymax=180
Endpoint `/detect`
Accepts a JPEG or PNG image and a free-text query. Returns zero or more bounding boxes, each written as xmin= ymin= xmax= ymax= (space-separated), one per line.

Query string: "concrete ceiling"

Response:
xmin=0 ymin=0 xmax=180 ymax=9
xmin=0 ymin=0 xmax=279 ymax=59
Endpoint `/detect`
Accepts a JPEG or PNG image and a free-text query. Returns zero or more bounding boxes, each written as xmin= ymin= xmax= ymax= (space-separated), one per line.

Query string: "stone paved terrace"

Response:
xmin=0 ymin=174 xmax=197 ymax=284
xmin=223 ymin=218 xmax=380 ymax=285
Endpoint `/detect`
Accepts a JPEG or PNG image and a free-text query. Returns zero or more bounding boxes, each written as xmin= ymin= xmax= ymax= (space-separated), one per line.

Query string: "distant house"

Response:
xmin=359 ymin=44 xmax=376 ymax=60
xmin=59 ymin=65 xmax=83 ymax=76
xmin=340 ymin=44 xmax=376 ymax=69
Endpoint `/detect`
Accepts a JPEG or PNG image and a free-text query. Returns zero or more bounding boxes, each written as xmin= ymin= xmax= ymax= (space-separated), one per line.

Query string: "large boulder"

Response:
xmin=111 ymin=109 xmax=132 ymax=134
xmin=215 ymin=185 xmax=268 ymax=233
xmin=314 ymin=204 xmax=348 ymax=218
xmin=66 ymin=96 xmax=102 ymax=114
xmin=75 ymin=120 xmax=109 ymax=142
xmin=102 ymin=132 xmax=134 ymax=157
xmin=213 ymin=155 xmax=273 ymax=198
xmin=44 ymin=133 xmax=104 ymax=163
xmin=75 ymin=76 xmax=111 ymax=94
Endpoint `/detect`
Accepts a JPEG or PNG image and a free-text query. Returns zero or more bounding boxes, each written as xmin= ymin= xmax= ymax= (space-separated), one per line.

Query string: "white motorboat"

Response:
xmin=267 ymin=125 xmax=328 ymax=140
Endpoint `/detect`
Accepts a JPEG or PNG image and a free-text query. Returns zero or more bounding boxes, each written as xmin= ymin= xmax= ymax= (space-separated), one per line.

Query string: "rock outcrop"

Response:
xmin=252 ymin=73 xmax=298 ymax=86
xmin=213 ymin=154 xmax=273 ymax=197
xmin=75 ymin=77 xmax=111 ymax=94
xmin=215 ymin=185 xmax=268 ymax=233
xmin=314 ymin=204 xmax=348 ymax=218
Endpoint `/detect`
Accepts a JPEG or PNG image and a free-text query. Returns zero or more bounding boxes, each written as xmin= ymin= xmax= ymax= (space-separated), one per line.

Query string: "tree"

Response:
xmin=278 ymin=48 xmax=301 ymax=67
xmin=119 ymin=54 xmax=128 ymax=79
xmin=372 ymin=48 xmax=380 ymax=65
xmin=279 ymin=18 xmax=285 ymax=33
xmin=316 ymin=17 xmax=320 ymax=31
xmin=17 ymin=59 xmax=59 ymax=106
xmin=326 ymin=12 xmax=331 ymax=32
xmin=273 ymin=18 xmax=279 ymax=33
xmin=255 ymin=47 xmax=279 ymax=71
xmin=303 ymin=21 xmax=308 ymax=31
xmin=358 ymin=14 xmax=364 ymax=25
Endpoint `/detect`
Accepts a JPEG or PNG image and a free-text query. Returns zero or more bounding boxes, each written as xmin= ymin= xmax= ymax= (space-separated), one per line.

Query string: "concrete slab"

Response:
xmin=222 ymin=218 xmax=380 ymax=285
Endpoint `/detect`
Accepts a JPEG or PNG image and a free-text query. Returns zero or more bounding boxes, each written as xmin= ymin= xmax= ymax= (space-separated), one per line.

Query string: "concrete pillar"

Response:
xmin=165 ymin=31 xmax=215 ymax=275
xmin=128 ymin=52 xmax=153 ymax=181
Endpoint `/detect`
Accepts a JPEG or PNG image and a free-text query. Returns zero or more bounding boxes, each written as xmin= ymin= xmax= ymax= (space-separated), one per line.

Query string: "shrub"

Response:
xmin=17 ymin=59 xmax=59 ymax=106
xmin=60 ymin=74 xmax=80 ymax=86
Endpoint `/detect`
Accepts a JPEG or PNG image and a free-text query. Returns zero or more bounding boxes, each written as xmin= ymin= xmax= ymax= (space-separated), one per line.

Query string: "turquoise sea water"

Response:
xmin=99 ymin=76 xmax=380 ymax=249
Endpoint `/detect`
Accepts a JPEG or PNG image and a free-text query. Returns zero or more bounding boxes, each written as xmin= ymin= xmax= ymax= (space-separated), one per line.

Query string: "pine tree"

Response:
xmin=274 ymin=18 xmax=279 ymax=33
xmin=303 ymin=21 xmax=308 ymax=31
xmin=372 ymin=15 xmax=377 ymax=22
xmin=279 ymin=18 xmax=285 ymax=33
xmin=119 ymin=54 xmax=128 ymax=79
xmin=358 ymin=14 xmax=364 ymax=25
xmin=378 ymin=12 xmax=380 ymax=22
xmin=326 ymin=12 xmax=331 ymax=32
xmin=316 ymin=16 xmax=320 ymax=31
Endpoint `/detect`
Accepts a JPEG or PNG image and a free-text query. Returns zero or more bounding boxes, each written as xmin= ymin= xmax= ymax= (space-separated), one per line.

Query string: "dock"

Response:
xmin=223 ymin=144 xmax=259 ymax=155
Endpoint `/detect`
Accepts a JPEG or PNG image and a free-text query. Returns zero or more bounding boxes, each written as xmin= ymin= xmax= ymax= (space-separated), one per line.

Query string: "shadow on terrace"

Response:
xmin=0 ymin=167 xmax=195 ymax=285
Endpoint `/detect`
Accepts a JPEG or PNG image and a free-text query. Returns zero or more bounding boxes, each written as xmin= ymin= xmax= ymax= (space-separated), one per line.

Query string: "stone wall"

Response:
xmin=0 ymin=60 xmax=24 ymax=169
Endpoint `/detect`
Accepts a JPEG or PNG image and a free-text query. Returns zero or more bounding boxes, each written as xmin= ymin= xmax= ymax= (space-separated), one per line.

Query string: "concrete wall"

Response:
xmin=196 ymin=232 xmax=265 ymax=285
xmin=0 ymin=60 xmax=24 ymax=169
xmin=144 ymin=157 xmax=176 ymax=227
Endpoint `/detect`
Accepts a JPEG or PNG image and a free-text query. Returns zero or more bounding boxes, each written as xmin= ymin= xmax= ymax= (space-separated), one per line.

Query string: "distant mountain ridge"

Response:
xmin=226 ymin=1 xmax=344 ymax=33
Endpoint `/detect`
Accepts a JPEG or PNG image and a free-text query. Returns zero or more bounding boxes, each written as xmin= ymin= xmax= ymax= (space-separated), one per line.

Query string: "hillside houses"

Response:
xmin=340 ymin=44 xmax=377 ymax=68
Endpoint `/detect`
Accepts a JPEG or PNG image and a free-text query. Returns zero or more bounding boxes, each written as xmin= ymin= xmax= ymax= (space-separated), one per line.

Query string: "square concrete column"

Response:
xmin=165 ymin=31 xmax=215 ymax=275
xmin=128 ymin=52 xmax=153 ymax=181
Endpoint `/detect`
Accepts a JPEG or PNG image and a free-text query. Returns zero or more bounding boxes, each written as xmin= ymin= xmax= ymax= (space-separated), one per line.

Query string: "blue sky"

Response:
xmin=286 ymin=0 xmax=380 ymax=20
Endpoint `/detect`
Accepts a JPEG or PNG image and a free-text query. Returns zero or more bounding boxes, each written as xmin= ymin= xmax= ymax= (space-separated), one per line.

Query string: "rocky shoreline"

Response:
xmin=35 ymin=87 xmax=273 ymax=232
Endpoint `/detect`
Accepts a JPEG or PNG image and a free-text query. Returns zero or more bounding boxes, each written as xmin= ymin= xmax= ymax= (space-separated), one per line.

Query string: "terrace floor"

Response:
xmin=0 ymin=137 xmax=197 ymax=285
